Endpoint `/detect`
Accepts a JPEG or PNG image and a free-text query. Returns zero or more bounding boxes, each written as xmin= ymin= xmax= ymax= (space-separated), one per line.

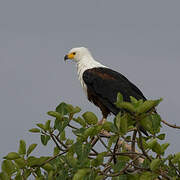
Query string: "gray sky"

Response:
xmin=0 ymin=0 xmax=180 ymax=161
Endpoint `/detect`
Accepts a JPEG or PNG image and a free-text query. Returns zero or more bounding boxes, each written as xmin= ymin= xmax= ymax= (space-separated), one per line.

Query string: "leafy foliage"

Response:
xmin=1 ymin=97 xmax=180 ymax=179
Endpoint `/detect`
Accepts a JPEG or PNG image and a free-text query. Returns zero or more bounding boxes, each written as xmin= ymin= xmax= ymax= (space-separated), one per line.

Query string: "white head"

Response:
xmin=64 ymin=47 xmax=106 ymax=93
xmin=64 ymin=47 xmax=92 ymax=62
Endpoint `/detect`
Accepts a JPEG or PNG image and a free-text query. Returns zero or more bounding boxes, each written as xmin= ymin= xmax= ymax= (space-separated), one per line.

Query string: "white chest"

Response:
xmin=77 ymin=64 xmax=88 ymax=95
xmin=76 ymin=57 xmax=107 ymax=95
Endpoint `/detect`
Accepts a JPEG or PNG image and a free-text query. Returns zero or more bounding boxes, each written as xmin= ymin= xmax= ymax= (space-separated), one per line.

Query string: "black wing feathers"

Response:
xmin=83 ymin=67 xmax=146 ymax=115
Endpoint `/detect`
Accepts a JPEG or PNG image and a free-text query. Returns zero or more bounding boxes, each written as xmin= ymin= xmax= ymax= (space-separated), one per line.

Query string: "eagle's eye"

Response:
xmin=73 ymin=52 xmax=76 ymax=55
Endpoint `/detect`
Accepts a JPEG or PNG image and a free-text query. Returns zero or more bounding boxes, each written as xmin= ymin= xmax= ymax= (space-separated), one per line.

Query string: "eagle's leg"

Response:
xmin=98 ymin=117 xmax=106 ymax=125
xmin=98 ymin=117 xmax=111 ymax=136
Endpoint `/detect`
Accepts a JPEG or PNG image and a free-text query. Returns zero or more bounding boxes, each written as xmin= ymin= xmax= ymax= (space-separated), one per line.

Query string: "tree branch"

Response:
xmin=49 ymin=132 xmax=65 ymax=151
xmin=138 ymin=130 xmax=151 ymax=161
xmin=161 ymin=119 xmax=180 ymax=129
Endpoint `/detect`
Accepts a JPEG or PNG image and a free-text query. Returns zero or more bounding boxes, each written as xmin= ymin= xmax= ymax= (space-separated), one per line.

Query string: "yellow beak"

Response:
xmin=64 ymin=53 xmax=75 ymax=61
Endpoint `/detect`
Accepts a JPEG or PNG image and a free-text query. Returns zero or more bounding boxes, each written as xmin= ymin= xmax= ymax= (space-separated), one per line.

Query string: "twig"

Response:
xmin=113 ymin=137 xmax=119 ymax=164
xmin=169 ymin=160 xmax=180 ymax=177
xmin=138 ymin=130 xmax=151 ymax=161
xmin=159 ymin=169 xmax=172 ymax=180
xmin=53 ymin=134 xmax=68 ymax=149
xmin=91 ymin=148 xmax=98 ymax=155
xmin=100 ymin=155 xmax=142 ymax=177
xmin=97 ymin=135 xmax=113 ymax=154
xmin=39 ymin=151 xmax=66 ymax=167
xmin=49 ymin=132 xmax=65 ymax=151
xmin=131 ymin=130 xmax=137 ymax=153
xmin=89 ymin=152 xmax=145 ymax=158
xmin=161 ymin=119 xmax=180 ymax=129
xmin=91 ymin=137 xmax=99 ymax=148
xmin=68 ymin=123 xmax=78 ymax=130
xmin=30 ymin=168 xmax=37 ymax=178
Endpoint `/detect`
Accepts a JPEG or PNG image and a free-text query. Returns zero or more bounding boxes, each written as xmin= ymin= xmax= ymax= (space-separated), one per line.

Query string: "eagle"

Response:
xmin=64 ymin=47 xmax=147 ymax=134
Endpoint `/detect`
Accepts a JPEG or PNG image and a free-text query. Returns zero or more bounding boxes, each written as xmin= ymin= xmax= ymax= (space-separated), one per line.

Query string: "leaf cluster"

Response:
xmin=1 ymin=96 xmax=180 ymax=180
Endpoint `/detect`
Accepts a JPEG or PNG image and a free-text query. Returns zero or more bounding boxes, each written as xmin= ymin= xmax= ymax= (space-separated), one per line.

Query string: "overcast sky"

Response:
xmin=0 ymin=0 xmax=180 ymax=161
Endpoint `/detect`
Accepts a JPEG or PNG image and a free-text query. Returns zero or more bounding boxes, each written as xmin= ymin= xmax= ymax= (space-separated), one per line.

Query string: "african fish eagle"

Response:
xmin=64 ymin=47 xmax=147 ymax=134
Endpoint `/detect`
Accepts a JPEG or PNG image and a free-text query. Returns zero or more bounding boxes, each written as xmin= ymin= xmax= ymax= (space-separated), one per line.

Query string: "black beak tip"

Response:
xmin=64 ymin=55 xmax=68 ymax=61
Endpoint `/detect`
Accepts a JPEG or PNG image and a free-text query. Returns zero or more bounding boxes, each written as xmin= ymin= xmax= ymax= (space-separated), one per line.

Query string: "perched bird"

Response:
xmin=64 ymin=47 xmax=147 ymax=134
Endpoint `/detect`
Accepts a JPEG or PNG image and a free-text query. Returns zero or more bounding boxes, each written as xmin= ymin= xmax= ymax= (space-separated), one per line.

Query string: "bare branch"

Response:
xmin=131 ymin=130 xmax=137 ymax=153
xmin=40 ymin=151 xmax=66 ymax=167
xmin=49 ymin=132 xmax=65 ymax=151
xmin=138 ymin=130 xmax=151 ymax=161
xmin=100 ymin=155 xmax=142 ymax=177
xmin=161 ymin=119 xmax=180 ymax=129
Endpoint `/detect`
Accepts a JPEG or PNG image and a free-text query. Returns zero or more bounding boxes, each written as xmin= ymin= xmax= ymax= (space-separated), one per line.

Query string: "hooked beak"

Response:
xmin=64 ymin=53 xmax=75 ymax=61
xmin=64 ymin=55 xmax=68 ymax=61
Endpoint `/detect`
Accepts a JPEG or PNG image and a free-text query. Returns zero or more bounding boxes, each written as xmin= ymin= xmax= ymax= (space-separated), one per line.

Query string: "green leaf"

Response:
xmin=137 ymin=137 xmax=148 ymax=150
xmin=151 ymin=114 xmax=161 ymax=134
xmin=108 ymin=135 xmax=118 ymax=148
xmin=54 ymin=118 xmax=62 ymax=130
xmin=140 ymin=116 xmax=152 ymax=132
xmin=66 ymin=104 xmax=74 ymax=113
xmin=29 ymin=128 xmax=40 ymax=133
xmin=150 ymin=159 xmax=161 ymax=171
xmin=14 ymin=158 xmax=26 ymax=168
xmin=1 ymin=160 xmax=15 ymax=175
xmin=147 ymin=138 xmax=157 ymax=149
xmin=74 ymin=142 xmax=82 ymax=160
xmin=45 ymin=120 xmax=51 ymax=130
xmin=82 ymin=111 xmax=98 ymax=125
xmin=113 ymin=161 xmax=126 ymax=172
xmin=72 ymin=106 xmax=81 ymax=114
xmin=65 ymin=139 xmax=74 ymax=146
xmin=136 ymin=99 xmax=162 ymax=114
xmin=73 ymin=117 xmax=86 ymax=127
xmin=27 ymin=144 xmax=37 ymax=157
xmin=116 ymin=102 xmax=136 ymax=113
xmin=142 ymin=158 xmax=151 ymax=169
xmin=130 ymin=96 xmax=138 ymax=104
xmin=36 ymin=123 xmax=46 ymax=131
xmin=95 ymin=175 xmax=105 ymax=180
xmin=172 ymin=152 xmax=180 ymax=163
xmin=15 ymin=172 xmax=22 ymax=180
xmin=27 ymin=156 xmax=49 ymax=167
xmin=47 ymin=111 xmax=62 ymax=120
xmin=148 ymin=138 xmax=162 ymax=154
xmin=18 ymin=140 xmax=26 ymax=155
xmin=40 ymin=135 xmax=50 ymax=146
xmin=27 ymin=156 xmax=39 ymax=167
xmin=4 ymin=152 xmax=20 ymax=160
xmin=53 ymin=146 xmax=60 ymax=156
xmin=0 ymin=172 xmax=9 ymax=180
xmin=23 ymin=169 xmax=31 ymax=178
xmin=116 ymin=92 xmax=123 ymax=104
xmin=54 ymin=117 xmax=69 ymax=132
xmin=120 ymin=114 xmax=128 ymax=134
xmin=73 ymin=168 xmax=91 ymax=180
xmin=157 ymin=133 xmax=165 ymax=140
xmin=91 ymin=152 xmax=106 ymax=167
xmin=115 ymin=113 xmax=128 ymax=134
xmin=42 ymin=163 xmax=54 ymax=172
xmin=60 ymin=130 xmax=66 ymax=141
xmin=153 ymin=143 xmax=162 ymax=155
xmin=56 ymin=102 xmax=69 ymax=115
xmin=102 ymin=122 xmax=116 ymax=132
xmin=140 ymin=172 xmax=154 ymax=180
xmin=115 ymin=112 xmax=121 ymax=129
xmin=48 ymin=171 xmax=54 ymax=180
xmin=161 ymin=143 xmax=170 ymax=153
xmin=72 ymin=127 xmax=86 ymax=137
xmin=84 ymin=127 xmax=96 ymax=140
